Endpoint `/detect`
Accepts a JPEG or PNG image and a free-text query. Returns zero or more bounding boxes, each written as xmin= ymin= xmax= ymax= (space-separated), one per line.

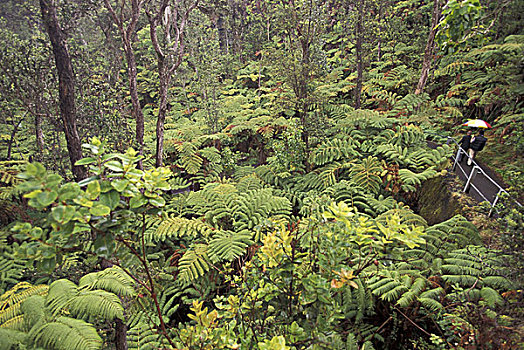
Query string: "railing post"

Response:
xmin=453 ymin=149 xmax=461 ymax=171
xmin=463 ymin=165 xmax=479 ymax=193
xmin=488 ymin=189 xmax=503 ymax=217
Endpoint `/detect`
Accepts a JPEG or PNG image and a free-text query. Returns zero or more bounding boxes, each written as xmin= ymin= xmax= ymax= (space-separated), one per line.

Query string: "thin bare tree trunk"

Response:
xmin=104 ymin=0 xmax=145 ymax=169
xmin=155 ymin=60 xmax=169 ymax=167
xmin=35 ymin=114 xmax=45 ymax=158
xmin=7 ymin=119 xmax=22 ymax=161
xmin=415 ymin=0 xmax=441 ymax=95
xmin=40 ymin=0 xmax=87 ymax=181
xmin=377 ymin=1 xmax=384 ymax=62
xmin=146 ymin=0 xmax=199 ymax=167
xmin=354 ymin=0 xmax=364 ymax=109
xmin=124 ymin=44 xmax=144 ymax=165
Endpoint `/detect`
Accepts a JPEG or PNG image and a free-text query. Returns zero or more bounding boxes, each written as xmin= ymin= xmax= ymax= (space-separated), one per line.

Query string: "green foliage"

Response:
xmin=1 ymin=2 xmax=522 ymax=347
xmin=30 ymin=316 xmax=102 ymax=350
xmin=0 ymin=273 xmax=127 ymax=350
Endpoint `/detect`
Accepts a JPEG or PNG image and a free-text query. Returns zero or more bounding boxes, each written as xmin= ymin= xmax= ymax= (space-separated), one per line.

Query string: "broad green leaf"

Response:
xmin=36 ymin=190 xmax=58 ymax=206
xmin=58 ymin=183 xmax=81 ymax=200
xmin=86 ymin=180 xmax=101 ymax=200
xmin=74 ymin=197 xmax=93 ymax=208
xmin=37 ymin=257 xmax=57 ymax=273
xmin=129 ymin=194 xmax=147 ymax=208
xmin=111 ymin=179 xmax=129 ymax=192
xmin=148 ymin=196 xmax=165 ymax=207
xmin=75 ymin=157 xmax=97 ymax=165
xmin=105 ymin=160 xmax=124 ymax=172
xmin=52 ymin=205 xmax=75 ymax=223
xmin=99 ymin=180 xmax=113 ymax=193
xmin=90 ymin=204 xmax=111 ymax=216
xmin=126 ymin=169 xmax=144 ymax=178
xmin=31 ymin=227 xmax=43 ymax=239
xmin=99 ymin=190 xmax=120 ymax=210
xmin=77 ymin=176 xmax=99 ymax=187
xmin=24 ymin=189 xmax=42 ymax=199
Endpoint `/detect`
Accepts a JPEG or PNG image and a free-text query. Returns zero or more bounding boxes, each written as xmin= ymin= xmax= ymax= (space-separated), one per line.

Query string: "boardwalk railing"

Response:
xmin=426 ymin=132 xmax=522 ymax=217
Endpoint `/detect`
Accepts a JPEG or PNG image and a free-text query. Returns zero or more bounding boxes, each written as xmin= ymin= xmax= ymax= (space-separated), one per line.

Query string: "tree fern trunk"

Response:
xmin=415 ymin=0 xmax=441 ymax=95
xmin=115 ymin=318 xmax=128 ymax=350
xmin=100 ymin=258 xmax=129 ymax=350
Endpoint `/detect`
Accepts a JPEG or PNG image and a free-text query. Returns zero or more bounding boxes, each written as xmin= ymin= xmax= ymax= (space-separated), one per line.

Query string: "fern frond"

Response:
xmin=78 ymin=267 xmax=136 ymax=297
xmin=349 ymin=156 xmax=383 ymax=193
xmin=208 ymin=230 xmax=253 ymax=263
xmin=46 ymin=279 xmax=78 ymax=316
xmin=419 ymin=297 xmax=443 ymax=312
xmin=30 ymin=316 xmax=102 ymax=350
xmin=150 ymin=217 xmax=213 ymax=242
xmin=0 ymin=328 xmax=26 ymax=349
xmin=480 ymin=287 xmax=503 ymax=307
xmin=311 ymin=139 xmax=357 ymax=166
xmin=178 ymin=244 xmax=210 ymax=283
xmin=67 ymin=290 xmax=124 ymax=321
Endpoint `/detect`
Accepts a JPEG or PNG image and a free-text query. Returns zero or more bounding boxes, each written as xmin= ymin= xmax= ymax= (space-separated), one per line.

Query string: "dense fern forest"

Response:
xmin=0 ymin=0 xmax=523 ymax=349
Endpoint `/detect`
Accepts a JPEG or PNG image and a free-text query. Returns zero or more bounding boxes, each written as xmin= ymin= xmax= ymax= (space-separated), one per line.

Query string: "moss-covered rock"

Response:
xmin=417 ymin=176 xmax=463 ymax=225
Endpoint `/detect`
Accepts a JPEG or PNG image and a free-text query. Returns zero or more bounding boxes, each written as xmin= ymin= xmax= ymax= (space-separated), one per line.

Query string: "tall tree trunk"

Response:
xmin=155 ymin=60 xmax=169 ymax=167
xmin=35 ymin=114 xmax=45 ymax=159
xmin=39 ymin=0 xmax=87 ymax=181
xmin=377 ymin=1 xmax=384 ymax=62
xmin=146 ymin=0 xmax=199 ymax=167
xmin=124 ymin=43 xmax=144 ymax=168
xmin=104 ymin=0 xmax=145 ymax=169
xmin=7 ymin=119 xmax=22 ymax=161
xmin=354 ymin=0 xmax=364 ymax=109
xmin=415 ymin=0 xmax=441 ymax=95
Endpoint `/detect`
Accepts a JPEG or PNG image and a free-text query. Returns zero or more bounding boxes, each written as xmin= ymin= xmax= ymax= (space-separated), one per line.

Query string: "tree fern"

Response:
xmin=149 ymin=217 xmax=214 ymax=242
xmin=46 ymin=279 xmax=78 ymax=316
xmin=0 ymin=282 xmax=49 ymax=332
xmin=29 ymin=316 xmax=102 ymax=350
xmin=311 ymin=139 xmax=357 ymax=166
xmin=236 ymin=173 xmax=265 ymax=192
xmin=0 ymin=161 xmax=25 ymax=200
xmin=178 ymin=244 xmax=210 ymax=283
xmin=208 ymin=230 xmax=253 ymax=263
xmin=398 ymin=168 xmax=438 ymax=192
xmin=441 ymin=247 xmax=512 ymax=290
xmin=348 ymin=156 xmax=383 ymax=194
xmin=175 ymin=141 xmax=203 ymax=174
xmin=233 ymin=188 xmax=292 ymax=232
xmin=127 ymin=311 xmax=163 ymax=350
xmin=78 ymin=266 xmax=136 ymax=297
xmin=0 ymin=328 xmax=26 ymax=349
xmin=66 ymin=290 xmax=124 ymax=321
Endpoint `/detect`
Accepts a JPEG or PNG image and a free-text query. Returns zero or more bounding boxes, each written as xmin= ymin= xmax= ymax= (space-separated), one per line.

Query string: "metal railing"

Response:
xmin=427 ymin=132 xmax=522 ymax=217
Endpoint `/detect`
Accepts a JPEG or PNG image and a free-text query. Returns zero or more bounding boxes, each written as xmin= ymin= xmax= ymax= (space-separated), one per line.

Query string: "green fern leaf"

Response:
xmin=67 ymin=290 xmax=124 ymax=321
xmin=178 ymin=244 xmax=210 ymax=283
xmin=30 ymin=316 xmax=102 ymax=350
xmin=208 ymin=231 xmax=253 ymax=263
xmin=78 ymin=267 xmax=136 ymax=297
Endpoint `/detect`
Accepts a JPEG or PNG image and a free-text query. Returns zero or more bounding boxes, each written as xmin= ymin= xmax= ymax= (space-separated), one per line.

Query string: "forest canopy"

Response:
xmin=0 ymin=0 xmax=523 ymax=349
